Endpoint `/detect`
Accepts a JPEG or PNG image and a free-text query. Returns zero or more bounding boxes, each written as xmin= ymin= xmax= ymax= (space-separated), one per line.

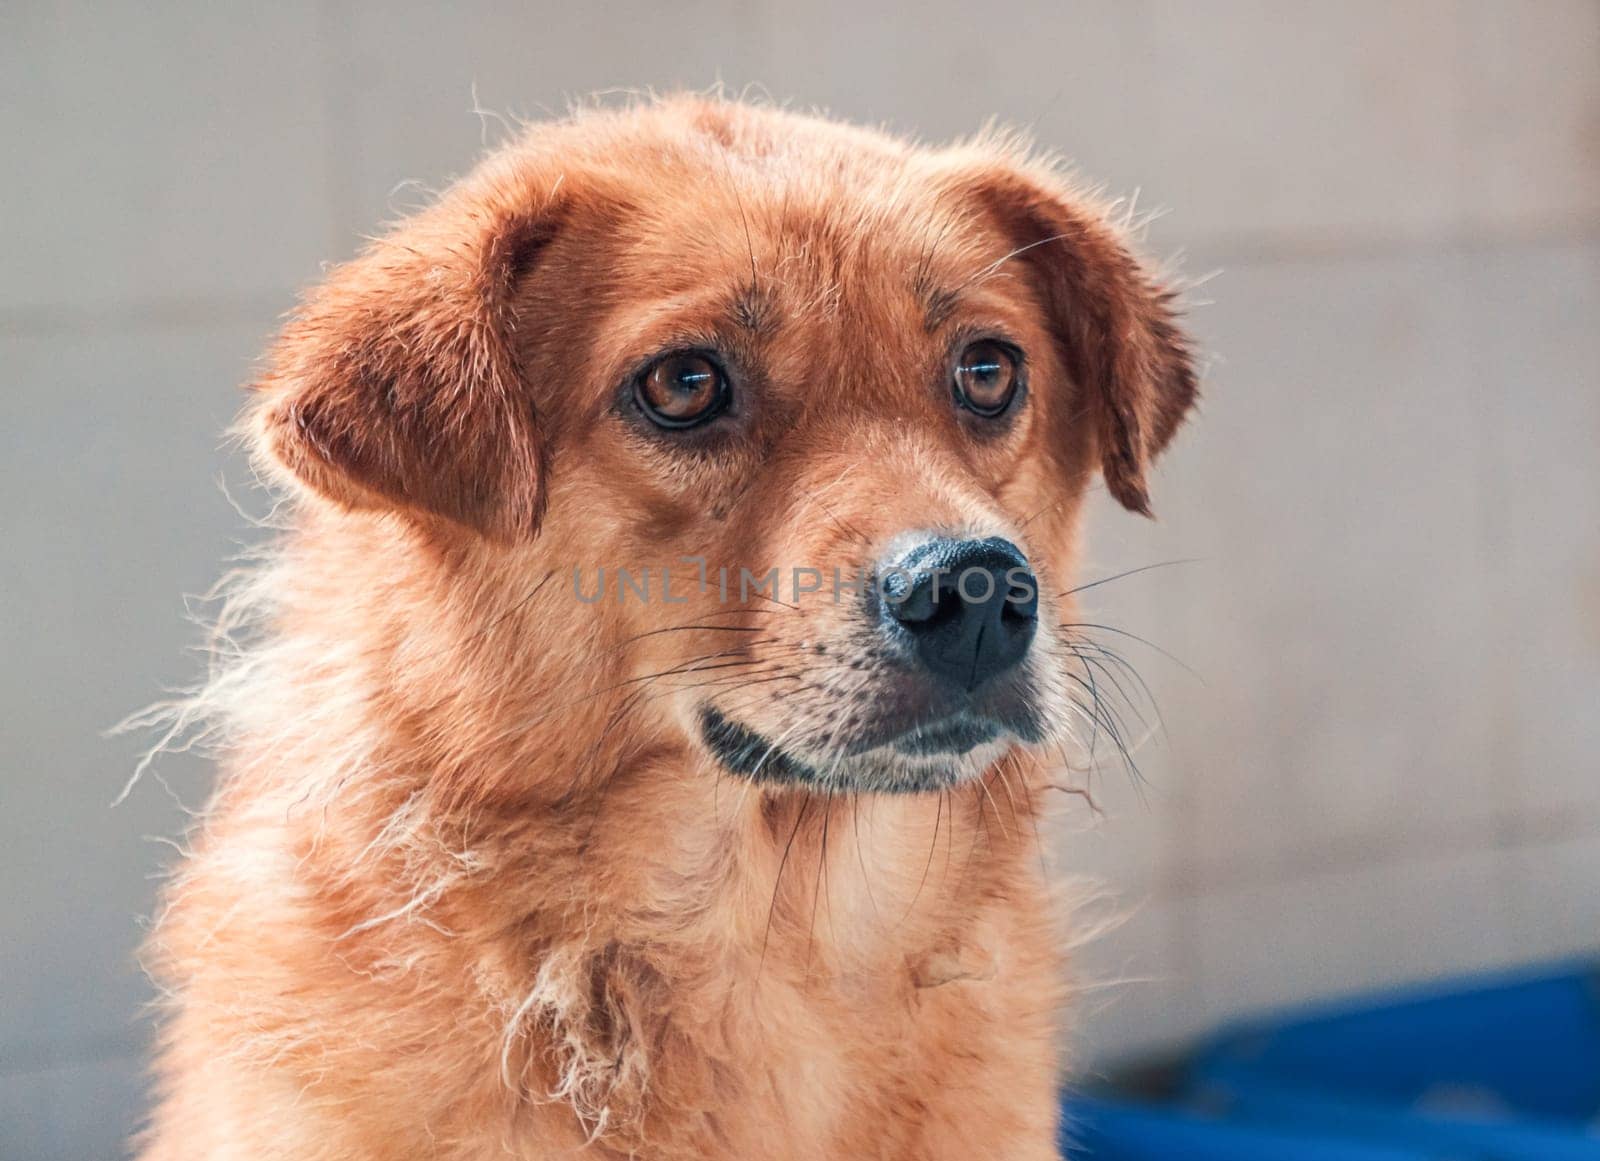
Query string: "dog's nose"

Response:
xmin=880 ymin=536 xmax=1039 ymax=690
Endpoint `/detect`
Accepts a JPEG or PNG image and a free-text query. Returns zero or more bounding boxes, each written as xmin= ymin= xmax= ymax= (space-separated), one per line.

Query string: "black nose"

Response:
xmin=879 ymin=536 xmax=1039 ymax=690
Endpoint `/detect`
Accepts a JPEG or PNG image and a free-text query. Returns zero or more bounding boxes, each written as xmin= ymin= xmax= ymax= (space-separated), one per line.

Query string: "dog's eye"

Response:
xmin=635 ymin=352 xmax=729 ymax=428
xmin=953 ymin=341 xmax=1020 ymax=418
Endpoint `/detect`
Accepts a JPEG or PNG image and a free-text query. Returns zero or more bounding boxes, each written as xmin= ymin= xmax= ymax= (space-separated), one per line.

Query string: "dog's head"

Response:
xmin=252 ymin=98 xmax=1194 ymax=796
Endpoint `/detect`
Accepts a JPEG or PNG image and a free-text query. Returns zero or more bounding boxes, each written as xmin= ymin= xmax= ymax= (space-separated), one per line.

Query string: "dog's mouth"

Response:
xmin=890 ymin=714 xmax=1001 ymax=756
xmin=698 ymin=703 xmax=1038 ymax=794
xmin=698 ymin=706 xmax=815 ymax=785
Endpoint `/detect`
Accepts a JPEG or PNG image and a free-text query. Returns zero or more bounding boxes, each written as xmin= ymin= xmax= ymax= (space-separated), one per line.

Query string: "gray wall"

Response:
xmin=3 ymin=1 xmax=1598 ymax=1155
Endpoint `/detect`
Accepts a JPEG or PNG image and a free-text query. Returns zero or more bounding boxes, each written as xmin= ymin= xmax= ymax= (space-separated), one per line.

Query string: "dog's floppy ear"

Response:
xmin=964 ymin=167 xmax=1197 ymax=516
xmin=252 ymin=179 xmax=565 ymax=540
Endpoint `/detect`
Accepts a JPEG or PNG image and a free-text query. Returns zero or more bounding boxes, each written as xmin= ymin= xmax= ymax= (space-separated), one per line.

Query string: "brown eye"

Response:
xmin=953 ymin=340 xmax=1021 ymax=418
xmin=636 ymin=352 xmax=729 ymax=428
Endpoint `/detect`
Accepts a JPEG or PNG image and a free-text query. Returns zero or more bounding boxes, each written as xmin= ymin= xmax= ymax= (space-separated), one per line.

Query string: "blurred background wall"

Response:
xmin=3 ymin=1 xmax=1597 ymax=1155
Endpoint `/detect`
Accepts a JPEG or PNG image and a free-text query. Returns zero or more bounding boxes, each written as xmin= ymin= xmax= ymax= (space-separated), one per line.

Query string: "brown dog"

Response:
xmin=136 ymin=96 xmax=1194 ymax=1160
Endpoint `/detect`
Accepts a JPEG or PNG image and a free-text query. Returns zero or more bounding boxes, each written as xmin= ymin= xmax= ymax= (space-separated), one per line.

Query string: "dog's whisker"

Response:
xmin=805 ymin=794 xmax=835 ymax=978
xmin=759 ymin=795 xmax=813 ymax=979
xmin=1015 ymin=497 xmax=1063 ymax=531
xmin=1055 ymin=557 xmax=1202 ymax=600
xmin=1069 ymin=644 xmax=1160 ymax=736
xmin=1061 ymin=619 xmax=1204 ymax=682
xmin=849 ymin=799 xmax=880 ymax=921
xmin=1062 ymin=665 xmax=1149 ymax=792
xmin=897 ymin=788 xmax=945 ymax=930
xmin=974 ymin=768 xmax=1012 ymax=844
xmin=604 ymin=621 xmax=767 ymax=652
xmin=957 ymin=230 xmax=1073 ymax=294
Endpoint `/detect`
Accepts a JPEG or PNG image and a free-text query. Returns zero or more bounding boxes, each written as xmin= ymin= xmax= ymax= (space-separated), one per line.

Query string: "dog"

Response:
xmin=135 ymin=95 xmax=1194 ymax=1160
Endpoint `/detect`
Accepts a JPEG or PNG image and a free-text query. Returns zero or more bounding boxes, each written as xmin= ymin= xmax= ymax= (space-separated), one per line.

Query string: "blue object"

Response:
xmin=1187 ymin=962 xmax=1600 ymax=1159
xmin=1062 ymin=1097 xmax=1431 ymax=1160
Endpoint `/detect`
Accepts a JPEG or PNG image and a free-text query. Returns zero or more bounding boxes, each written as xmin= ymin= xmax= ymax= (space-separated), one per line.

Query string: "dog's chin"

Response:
xmin=697 ymin=705 xmax=1029 ymax=794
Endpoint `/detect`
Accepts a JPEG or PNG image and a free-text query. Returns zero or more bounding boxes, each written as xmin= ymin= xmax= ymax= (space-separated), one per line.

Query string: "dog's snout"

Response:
xmin=880 ymin=536 xmax=1038 ymax=690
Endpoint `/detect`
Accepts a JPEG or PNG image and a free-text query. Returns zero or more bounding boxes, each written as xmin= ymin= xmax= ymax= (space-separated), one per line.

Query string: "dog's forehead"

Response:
xmin=571 ymin=109 xmax=942 ymax=259
xmin=610 ymin=164 xmax=1015 ymax=338
xmin=636 ymin=172 xmax=916 ymax=263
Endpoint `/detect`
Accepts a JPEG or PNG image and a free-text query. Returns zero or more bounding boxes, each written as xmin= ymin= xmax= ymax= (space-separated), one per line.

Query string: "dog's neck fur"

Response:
xmin=148 ymin=517 xmax=1065 ymax=1159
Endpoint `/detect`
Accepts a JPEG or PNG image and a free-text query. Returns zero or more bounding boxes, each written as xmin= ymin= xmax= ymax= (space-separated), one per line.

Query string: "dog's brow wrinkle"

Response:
xmin=921 ymin=285 xmax=962 ymax=332
xmin=729 ymin=282 xmax=774 ymax=334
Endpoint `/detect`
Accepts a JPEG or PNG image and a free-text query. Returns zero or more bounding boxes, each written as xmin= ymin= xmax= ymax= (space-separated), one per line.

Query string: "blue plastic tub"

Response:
xmin=1187 ymin=962 xmax=1600 ymax=1159
xmin=1061 ymin=1097 xmax=1431 ymax=1160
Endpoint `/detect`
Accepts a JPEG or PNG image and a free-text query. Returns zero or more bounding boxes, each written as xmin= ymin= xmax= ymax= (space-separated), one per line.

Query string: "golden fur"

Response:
xmin=136 ymin=96 xmax=1195 ymax=1160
